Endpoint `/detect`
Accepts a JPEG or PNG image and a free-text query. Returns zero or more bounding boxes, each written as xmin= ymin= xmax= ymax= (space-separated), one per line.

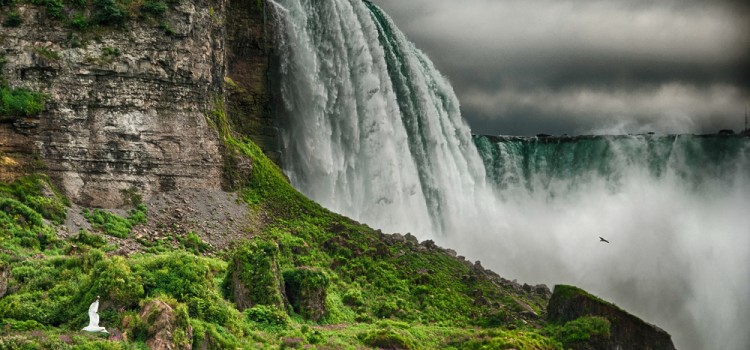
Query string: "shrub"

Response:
xmin=0 ymin=174 xmax=68 ymax=224
xmin=243 ymin=305 xmax=289 ymax=327
xmin=101 ymin=46 xmax=120 ymax=57
xmin=359 ymin=327 xmax=417 ymax=350
xmin=74 ymin=229 xmax=108 ymax=248
xmin=342 ymin=287 xmax=364 ymax=307
xmin=1 ymin=318 xmax=46 ymax=331
xmin=131 ymin=252 xmax=236 ymax=324
xmin=25 ymin=194 xmax=66 ymax=224
xmin=90 ymin=256 xmax=145 ymax=307
xmin=33 ymin=46 xmax=61 ymax=60
xmin=128 ymin=204 xmax=148 ymax=225
xmin=42 ymin=0 xmax=64 ymax=19
xmin=82 ymin=205 xmax=146 ymax=238
xmin=70 ymin=13 xmax=89 ymax=30
xmin=93 ymin=0 xmax=125 ymax=26
xmin=141 ymin=0 xmax=167 ymax=16
xmin=0 ymin=86 xmax=46 ymax=118
xmin=3 ymin=11 xmax=22 ymax=27
xmin=179 ymin=231 xmax=209 ymax=253
xmin=82 ymin=208 xmax=131 ymax=238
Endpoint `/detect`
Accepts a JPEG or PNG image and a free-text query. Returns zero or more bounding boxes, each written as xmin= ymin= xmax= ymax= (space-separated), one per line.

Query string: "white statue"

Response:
xmin=82 ymin=296 xmax=109 ymax=334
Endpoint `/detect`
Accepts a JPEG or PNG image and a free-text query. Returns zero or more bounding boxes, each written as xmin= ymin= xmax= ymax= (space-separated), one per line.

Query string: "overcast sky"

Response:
xmin=372 ymin=0 xmax=750 ymax=136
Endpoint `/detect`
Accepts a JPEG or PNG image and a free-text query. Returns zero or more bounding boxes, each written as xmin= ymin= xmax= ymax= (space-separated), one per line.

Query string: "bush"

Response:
xmin=82 ymin=208 xmax=131 ymax=238
xmin=179 ymin=231 xmax=209 ymax=253
xmin=82 ymin=205 xmax=146 ymax=238
xmin=93 ymin=0 xmax=125 ymax=26
xmin=101 ymin=46 xmax=120 ymax=57
xmin=359 ymin=327 xmax=417 ymax=350
xmin=342 ymin=287 xmax=364 ymax=307
xmin=70 ymin=13 xmax=89 ymax=30
xmin=3 ymin=11 xmax=22 ymax=27
xmin=132 ymin=252 xmax=235 ymax=324
xmin=243 ymin=305 xmax=288 ymax=327
xmin=0 ymin=86 xmax=46 ymax=118
xmin=42 ymin=0 xmax=64 ymax=19
xmin=91 ymin=256 xmax=145 ymax=307
xmin=141 ymin=0 xmax=167 ymax=16
xmin=1 ymin=318 xmax=46 ymax=331
xmin=74 ymin=229 xmax=108 ymax=248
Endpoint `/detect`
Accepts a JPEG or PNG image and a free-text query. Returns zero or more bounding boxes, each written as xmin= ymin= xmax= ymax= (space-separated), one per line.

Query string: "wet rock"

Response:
xmin=403 ymin=233 xmax=419 ymax=245
xmin=534 ymin=284 xmax=552 ymax=299
xmin=547 ymin=285 xmax=676 ymax=350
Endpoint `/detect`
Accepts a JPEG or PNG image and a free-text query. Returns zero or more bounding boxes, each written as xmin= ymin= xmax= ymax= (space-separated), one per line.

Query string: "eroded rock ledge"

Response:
xmin=548 ymin=285 xmax=676 ymax=350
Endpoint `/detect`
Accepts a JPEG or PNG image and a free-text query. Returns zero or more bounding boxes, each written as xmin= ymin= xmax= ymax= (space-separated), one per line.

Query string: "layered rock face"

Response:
xmin=0 ymin=0 xmax=271 ymax=208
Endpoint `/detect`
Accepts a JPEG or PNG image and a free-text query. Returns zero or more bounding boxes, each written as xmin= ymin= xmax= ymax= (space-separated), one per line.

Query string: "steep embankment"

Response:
xmin=0 ymin=0 xmax=674 ymax=349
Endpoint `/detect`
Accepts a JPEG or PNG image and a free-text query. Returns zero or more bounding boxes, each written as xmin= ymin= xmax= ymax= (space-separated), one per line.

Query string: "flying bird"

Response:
xmin=82 ymin=296 xmax=109 ymax=334
xmin=599 ymin=236 xmax=610 ymax=243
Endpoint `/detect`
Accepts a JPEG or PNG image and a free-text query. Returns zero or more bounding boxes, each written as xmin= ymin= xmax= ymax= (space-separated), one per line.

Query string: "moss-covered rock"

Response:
xmin=224 ymin=239 xmax=286 ymax=311
xmin=359 ymin=324 xmax=417 ymax=350
xmin=0 ymin=261 xmax=9 ymax=298
xmin=547 ymin=285 xmax=675 ymax=350
xmin=282 ymin=267 xmax=329 ymax=321
xmin=138 ymin=298 xmax=193 ymax=350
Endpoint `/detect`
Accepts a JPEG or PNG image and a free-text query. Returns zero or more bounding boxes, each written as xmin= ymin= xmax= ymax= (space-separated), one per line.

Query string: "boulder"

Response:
xmin=138 ymin=299 xmax=192 ymax=350
xmin=547 ymin=285 xmax=676 ymax=350
xmin=282 ymin=267 xmax=329 ymax=321
xmin=225 ymin=239 xmax=286 ymax=311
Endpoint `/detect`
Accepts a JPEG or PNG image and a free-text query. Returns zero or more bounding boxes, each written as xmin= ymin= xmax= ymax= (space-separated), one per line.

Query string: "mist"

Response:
xmin=438 ymin=138 xmax=750 ymax=349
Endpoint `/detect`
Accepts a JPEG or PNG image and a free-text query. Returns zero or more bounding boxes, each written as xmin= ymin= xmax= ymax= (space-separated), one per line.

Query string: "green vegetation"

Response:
xmin=552 ymin=284 xmax=609 ymax=305
xmin=82 ymin=204 xmax=147 ymax=238
xmin=544 ymin=316 xmax=611 ymax=348
xmin=3 ymin=11 xmax=22 ymax=27
xmin=223 ymin=239 xmax=286 ymax=310
xmin=0 ymin=86 xmax=47 ymax=119
xmin=33 ymin=46 xmax=61 ymax=60
xmin=0 ymin=0 xmax=181 ymax=31
xmin=0 ymin=104 xmax=571 ymax=349
xmin=140 ymin=0 xmax=167 ymax=17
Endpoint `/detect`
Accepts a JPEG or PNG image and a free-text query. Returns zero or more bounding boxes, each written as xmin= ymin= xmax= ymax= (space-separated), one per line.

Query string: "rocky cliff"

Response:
xmin=0 ymin=0 xmax=274 ymax=208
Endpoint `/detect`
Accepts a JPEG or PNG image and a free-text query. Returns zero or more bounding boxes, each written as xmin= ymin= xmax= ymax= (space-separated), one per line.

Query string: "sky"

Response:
xmin=372 ymin=0 xmax=750 ymax=136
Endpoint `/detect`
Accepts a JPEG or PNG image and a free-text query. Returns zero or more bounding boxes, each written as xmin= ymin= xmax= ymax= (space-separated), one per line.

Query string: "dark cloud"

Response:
xmin=372 ymin=0 xmax=750 ymax=135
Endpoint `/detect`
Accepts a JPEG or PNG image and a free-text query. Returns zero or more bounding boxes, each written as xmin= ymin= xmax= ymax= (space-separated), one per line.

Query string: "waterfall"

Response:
xmin=270 ymin=0 xmax=493 ymax=238
xmin=268 ymin=1 xmax=750 ymax=349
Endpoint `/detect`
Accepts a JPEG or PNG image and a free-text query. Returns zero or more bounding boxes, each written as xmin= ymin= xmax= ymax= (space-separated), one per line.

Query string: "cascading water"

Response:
xmin=269 ymin=1 xmax=750 ymax=349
